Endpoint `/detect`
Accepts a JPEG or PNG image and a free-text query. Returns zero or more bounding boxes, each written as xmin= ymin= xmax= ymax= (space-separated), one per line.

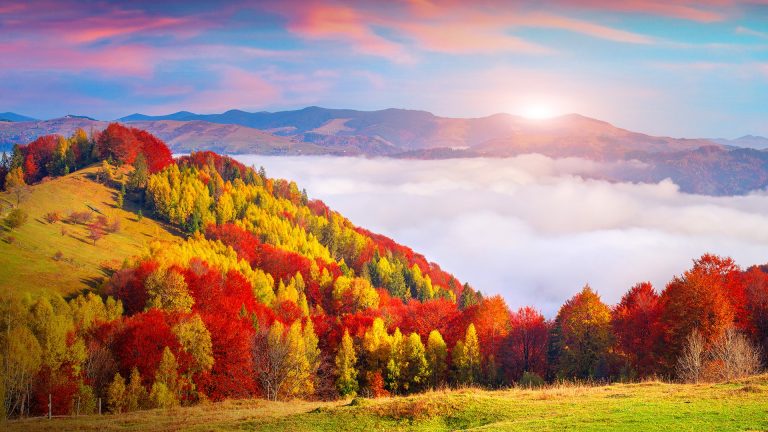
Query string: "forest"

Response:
xmin=0 ymin=124 xmax=766 ymax=419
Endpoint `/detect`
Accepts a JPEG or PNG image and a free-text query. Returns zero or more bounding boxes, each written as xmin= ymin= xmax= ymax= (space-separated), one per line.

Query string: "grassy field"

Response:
xmin=0 ymin=165 xmax=182 ymax=298
xmin=6 ymin=375 xmax=768 ymax=431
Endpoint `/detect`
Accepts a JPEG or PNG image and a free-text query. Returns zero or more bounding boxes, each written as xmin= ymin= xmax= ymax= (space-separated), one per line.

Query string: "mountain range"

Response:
xmin=1 ymin=107 xmax=768 ymax=195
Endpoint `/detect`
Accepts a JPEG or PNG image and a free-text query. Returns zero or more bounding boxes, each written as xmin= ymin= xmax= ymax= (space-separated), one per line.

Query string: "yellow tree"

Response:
xmin=553 ymin=285 xmax=614 ymax=379
xmin=426 ymin=330 xmax=448 ymax=388
xmin=335 ymin=329 xmax=358 ymax=396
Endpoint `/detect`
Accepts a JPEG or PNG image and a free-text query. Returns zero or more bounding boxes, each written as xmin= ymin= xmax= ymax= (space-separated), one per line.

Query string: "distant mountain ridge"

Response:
xmin=0 ymin=112 xmax=37 ymax=122
xmin=2 ymin=107 xmax=768 ymax=195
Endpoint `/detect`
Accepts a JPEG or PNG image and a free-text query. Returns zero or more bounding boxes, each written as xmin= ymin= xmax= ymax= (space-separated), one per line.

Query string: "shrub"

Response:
xmin=69 ymin=211 xmax=93 ymax=224
xmin=105 ymin=217 xmax=121 ymax=234
xmin=44 ymin=211 xmax=62 ymax=224
xmin=518 ymin=371 xmax=545 ymax=388
xmin=53 ymin=251 xmax=64 ymax=261
xmin=677 ymin=328 xmax=762 ymax=383
xmin=5 ymin=235 xmax=15 ymax=244
xmin=4 ymin=208 xmax=28 ymax=228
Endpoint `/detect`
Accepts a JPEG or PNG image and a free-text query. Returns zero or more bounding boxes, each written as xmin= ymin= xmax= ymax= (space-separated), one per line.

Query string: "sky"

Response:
xmin=236 ymin=155 xmax=768 ymax=316
xmin=1 ymin=0 xmax=767 ymax=137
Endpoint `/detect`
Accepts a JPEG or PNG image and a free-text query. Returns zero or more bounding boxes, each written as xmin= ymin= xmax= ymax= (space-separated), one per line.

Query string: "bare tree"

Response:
xmin=676 ymin=329 xmax=706 ymax=383
xmin=708 ymin=328 xmax=762 ymax=382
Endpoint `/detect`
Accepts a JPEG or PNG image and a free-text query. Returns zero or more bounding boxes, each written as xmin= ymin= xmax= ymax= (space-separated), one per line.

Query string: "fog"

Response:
xmin=233 ymin=154 xmax=768 ymax=316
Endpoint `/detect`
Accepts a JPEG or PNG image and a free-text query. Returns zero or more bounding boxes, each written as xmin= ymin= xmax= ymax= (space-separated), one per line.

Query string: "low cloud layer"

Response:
xmin=235 ymin=154 xmax=768 ymax=316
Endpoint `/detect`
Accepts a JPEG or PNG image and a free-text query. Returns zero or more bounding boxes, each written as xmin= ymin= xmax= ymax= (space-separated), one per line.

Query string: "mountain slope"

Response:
xmin=0 ymin=164 xmax=182 ymax=296
xmin=0 ymin=112 xmax=37 ymax=122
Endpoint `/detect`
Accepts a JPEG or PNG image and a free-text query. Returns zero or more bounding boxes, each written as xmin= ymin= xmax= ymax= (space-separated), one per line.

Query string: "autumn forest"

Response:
xmin=0 ymin=125 xmax=766 ymax=421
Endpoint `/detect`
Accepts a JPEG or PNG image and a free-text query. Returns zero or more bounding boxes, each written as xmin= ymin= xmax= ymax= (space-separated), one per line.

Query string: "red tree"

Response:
xmin=612 ymin=282 xmax=663 ymax=377
xmin=501 ymin=307 xmax=550 ymax=382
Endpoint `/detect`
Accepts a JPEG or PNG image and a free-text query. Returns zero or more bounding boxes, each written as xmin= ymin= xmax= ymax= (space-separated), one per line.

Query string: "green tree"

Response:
xmin=128 ymin=153 xmax=149 ymax=191
xmin=335 ymin=329 xmax=359 ymax=396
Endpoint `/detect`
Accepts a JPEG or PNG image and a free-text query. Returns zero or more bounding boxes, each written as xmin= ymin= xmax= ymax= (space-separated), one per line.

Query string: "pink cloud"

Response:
xmin=280 ymin=3 xmax=414 ymax=62
xmin=554 ymin=0 xmax=736 ymax=22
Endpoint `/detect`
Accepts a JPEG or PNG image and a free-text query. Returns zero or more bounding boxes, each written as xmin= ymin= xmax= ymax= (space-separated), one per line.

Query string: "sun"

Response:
xmin=521 ymin=104 xmax=557 ymax=120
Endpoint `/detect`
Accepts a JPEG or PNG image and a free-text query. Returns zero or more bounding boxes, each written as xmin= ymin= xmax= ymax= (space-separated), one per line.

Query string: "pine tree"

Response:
xmin=335 ymin=329 xmax=359 ymax=396
xmin=401 ymin=332 xmax=429 ymax=393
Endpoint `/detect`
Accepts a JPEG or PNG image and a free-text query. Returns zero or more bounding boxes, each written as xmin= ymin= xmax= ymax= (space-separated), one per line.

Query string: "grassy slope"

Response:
xmin=0 ymin=165 xmax=182 ymax=298
xmin=7 ymin=375 xmax=768 ymax=432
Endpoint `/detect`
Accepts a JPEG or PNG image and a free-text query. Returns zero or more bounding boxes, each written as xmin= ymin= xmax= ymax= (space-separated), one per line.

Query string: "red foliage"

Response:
xmin=501 ymin=307 xmax=550 ymax=382
xmin=106 ymin=259 xmax=158 ymax=315
xmin=20 ymin=135 xmax=58 ymax=182
xmin=612 ymin=282 xmax=663 ymax=377
xmin=399 ymin=298 xmax=460 ymax=340
xmin=743 ymin=266 xmax=768 ymax=357
xmin=196 ymin=311 xmax=257 ymax=400
xmin=95 ymin=123 xmax=172 ymax=172
xmin=274 ymin=300 xmax=303 ymax=324
xmin=131 ymin=128 xmax=173 ymax=173
xmin=112 ymin=309 xmax=184 ymax=385
xmin=97 ymin=123 xmax=141 ymax=164
xmin=32 ymin=366 xmax=78 ymax=416
xmin=659 ymin=254 xmax=738 ymax=369
xmin=453 ymin=295 xmax=511 ymax=359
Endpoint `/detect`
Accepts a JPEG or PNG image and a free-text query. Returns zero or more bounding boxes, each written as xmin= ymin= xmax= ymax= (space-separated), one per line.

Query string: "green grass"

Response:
xmin=7 ymin=375 xmax=768 ymax=431
xmin=0 ymin=165 xmax=182 ymax=298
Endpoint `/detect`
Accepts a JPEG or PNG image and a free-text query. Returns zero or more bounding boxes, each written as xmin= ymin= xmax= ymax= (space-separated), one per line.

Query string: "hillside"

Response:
xmin=0 ymin=164 xmax=182 ymax=297
xmin=7 ymin=375 xmax=768 ymax=431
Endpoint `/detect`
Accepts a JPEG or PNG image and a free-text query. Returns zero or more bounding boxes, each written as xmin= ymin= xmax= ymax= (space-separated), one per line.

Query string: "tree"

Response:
xmin=553 ymin=286 xmax=614 ymax=379
xmin=453 ymin=324 xmax=481 ymax=385
xmin=335 ymin=329 xmax=358 ymax=396
xmin=4 ymin=167 xmax=28 ymax=206
xmin=145 ymin=269 xmax=194 ymax=313
xmin=502 ymin=307 xmax=549 ymax=382
xmin=612 ymin=282 xmax=663 ymax=378
xmin=172 ymin=315 xmax=214 ymax=375
xmin=107 ymin=372 xmax=127 ymax=413
xmin=87 ymin=220 xmax=106 ymax=245
xmin=253 ymin=321 xmax=314 ymax=401
xmin=150 ymin=347 xmax=180 ymax=408
xmin=2 ymin=326 xmax=42 ymax=418
xmin=128 ymin=153 xmax=149 ymax=191
xmin=425 ymin=330 xmax=448 ymax=388
xmin=400 ymin=332 xmax=429 ymax=393
xmin=660 ymin=255 xmax=738 ymax=371
xmin=126 ymin=367 xmax=147 ymax=412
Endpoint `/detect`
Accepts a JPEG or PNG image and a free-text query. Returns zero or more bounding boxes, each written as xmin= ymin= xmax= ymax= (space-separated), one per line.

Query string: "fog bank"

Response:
xmin=234 ymin=154 xmax=768 ymax=316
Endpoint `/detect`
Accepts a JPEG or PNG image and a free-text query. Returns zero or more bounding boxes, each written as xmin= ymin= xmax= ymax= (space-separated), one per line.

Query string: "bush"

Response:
xmin=53 ymin=251 xmax=64 ymax=261
xmin=44 ymin=211 xmax=62 ymax=224
xmin=518 ymin=371 xmax=545 ymax=388
xmin=4 ymin=208 xmax=28 ymax=228
xmin=69 ymin=211 xmax=93 ymax=225
xmin=677 ymin=328 xmax=762 ymax=383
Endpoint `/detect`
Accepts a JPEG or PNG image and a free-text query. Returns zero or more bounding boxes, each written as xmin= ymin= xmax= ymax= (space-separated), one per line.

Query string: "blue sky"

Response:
xmin=1 ymin=0 xmax=766 ymax=137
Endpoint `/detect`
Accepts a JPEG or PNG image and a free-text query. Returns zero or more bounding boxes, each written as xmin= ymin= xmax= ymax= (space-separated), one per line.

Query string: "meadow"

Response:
xmin=0 ymin=164 xmax=181 ymax=297
xmin=7 ymin=375 xmax=768 ymax=432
